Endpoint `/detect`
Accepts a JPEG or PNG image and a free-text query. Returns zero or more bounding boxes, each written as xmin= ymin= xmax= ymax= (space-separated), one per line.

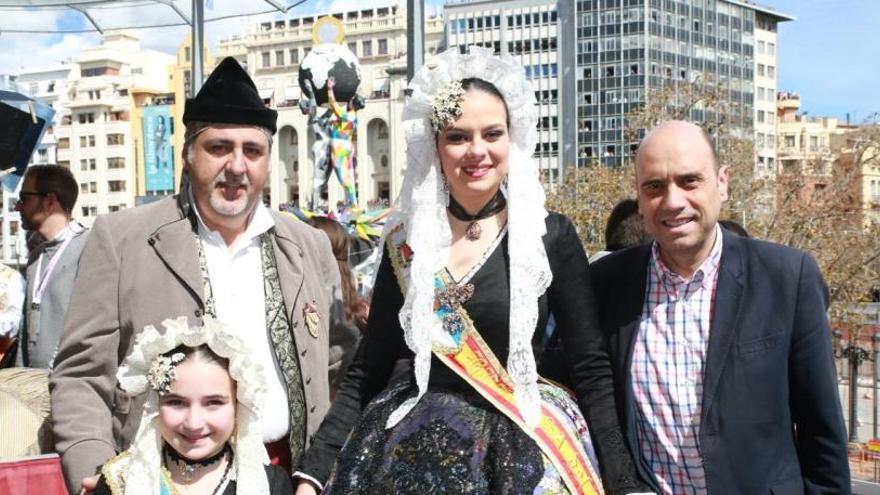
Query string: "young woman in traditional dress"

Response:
xmin=294 ymin=47 xmax=653 ymax=495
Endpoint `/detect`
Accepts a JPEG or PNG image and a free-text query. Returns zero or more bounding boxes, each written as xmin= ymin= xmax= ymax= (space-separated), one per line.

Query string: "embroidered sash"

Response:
xmin=385 ymin=227 xmax=604 ymax=495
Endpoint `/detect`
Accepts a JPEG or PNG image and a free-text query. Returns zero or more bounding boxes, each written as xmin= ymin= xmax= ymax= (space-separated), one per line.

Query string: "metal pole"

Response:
xmin=406 ymin=0 xmax=424 ymax=82
xmin=851 ymin=350 xmax=861 ymax=443
xmin=873 ymin=334 xmax=880 ymax=439
xmin=191 ymin=0 xmax=205 ymax=97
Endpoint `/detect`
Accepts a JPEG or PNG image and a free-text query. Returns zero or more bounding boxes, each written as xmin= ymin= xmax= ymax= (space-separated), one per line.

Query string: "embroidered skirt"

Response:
xmin=325 ymin=378 xmax=599 ymax=494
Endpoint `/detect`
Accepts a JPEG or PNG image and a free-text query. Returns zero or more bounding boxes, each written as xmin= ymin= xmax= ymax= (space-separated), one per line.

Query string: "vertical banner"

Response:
xmin=142 ymin=105 xmax=173 ymax=192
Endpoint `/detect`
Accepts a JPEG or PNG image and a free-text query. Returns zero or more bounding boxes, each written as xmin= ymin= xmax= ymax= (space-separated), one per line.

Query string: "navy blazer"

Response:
xmin=590 ymin=228 xmax=850 ymax=494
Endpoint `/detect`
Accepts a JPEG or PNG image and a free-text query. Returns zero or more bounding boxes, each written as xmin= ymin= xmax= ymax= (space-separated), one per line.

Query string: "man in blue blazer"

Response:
xmin=590 ymin=120 xmax=850 ymax=494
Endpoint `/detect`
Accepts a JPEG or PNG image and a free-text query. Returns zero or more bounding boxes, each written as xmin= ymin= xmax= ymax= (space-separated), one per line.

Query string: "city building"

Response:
xmin=214 ymin=4 xmax=445 ymax=210
xmin=0 ymin=74 xmax=17 ymax=91
xmin=776 ymin=91 xmax=844 ymax=177
xmin=1 ymin=63 xmax=75 ymax=266
xmin=55 ymin=31 xmax=174 ymax=227
xmin=574 ymin=0 xmax=793 ymax=168
xmin=444 ymin=0 xmax=568 ymax=182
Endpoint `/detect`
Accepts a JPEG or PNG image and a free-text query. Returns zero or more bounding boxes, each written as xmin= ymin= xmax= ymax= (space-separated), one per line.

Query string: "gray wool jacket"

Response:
xmin=50 ymin=195 xmax=358 ymax=493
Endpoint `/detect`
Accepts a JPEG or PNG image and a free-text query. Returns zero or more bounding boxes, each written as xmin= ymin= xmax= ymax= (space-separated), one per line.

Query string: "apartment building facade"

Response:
xmin=55 ymin=31 xmax=174 ymax=227
xmin=574 ymin=0 xmax=792 ymax=167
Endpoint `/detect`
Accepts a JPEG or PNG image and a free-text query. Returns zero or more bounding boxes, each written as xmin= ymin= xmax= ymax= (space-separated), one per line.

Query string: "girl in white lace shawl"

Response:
xmin=92 ymin=317 xmax=291 ymax=495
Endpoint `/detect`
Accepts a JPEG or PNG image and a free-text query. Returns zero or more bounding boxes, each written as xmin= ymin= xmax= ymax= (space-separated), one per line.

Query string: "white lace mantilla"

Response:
xmin=383 ymin=47 xmax=552 ymax=429
xmin=115 ymin=317 xmax=270 ymax=495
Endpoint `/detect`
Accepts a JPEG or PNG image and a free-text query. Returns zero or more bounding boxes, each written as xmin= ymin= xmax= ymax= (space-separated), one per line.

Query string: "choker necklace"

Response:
xmin=163 ymin=443 xmax=231 ymax=483
xmin=447 ymin=190 xmax=507 ymax=241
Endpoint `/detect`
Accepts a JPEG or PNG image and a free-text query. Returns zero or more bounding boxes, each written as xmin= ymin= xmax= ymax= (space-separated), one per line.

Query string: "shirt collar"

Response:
xmin=188 ymin=188 xmax=275 ymax=248
xmin=39 ymin=220 xmax=85 ymax=247
xmin=650 ymin=223 xmax=724 ymax=289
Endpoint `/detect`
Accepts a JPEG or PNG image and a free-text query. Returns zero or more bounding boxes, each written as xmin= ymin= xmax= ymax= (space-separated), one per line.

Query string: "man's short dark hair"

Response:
xmin=605 ymin=198 xmax=652 ymax=251
xmin=25 ymin=165 xmax=78 ymax=215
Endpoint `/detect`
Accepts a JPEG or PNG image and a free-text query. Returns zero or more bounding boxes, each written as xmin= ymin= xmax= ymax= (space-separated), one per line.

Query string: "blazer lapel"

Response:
xmin=149 ymin=219 xmax=203 ymax=304
xmin=272 ymin=230 xmax=305 ymax=327
xmin=700 ymin=229 xmax=745 ymax=431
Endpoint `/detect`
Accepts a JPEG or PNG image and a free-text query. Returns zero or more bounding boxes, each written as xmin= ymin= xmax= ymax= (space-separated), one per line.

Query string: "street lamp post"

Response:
xmin=834 ymin=329 xmax=873 ymax=443
xmin=873 ymin=333 xmax=880 ymax=439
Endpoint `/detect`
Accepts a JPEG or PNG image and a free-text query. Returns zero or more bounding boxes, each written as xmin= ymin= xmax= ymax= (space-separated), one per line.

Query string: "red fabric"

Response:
xmin=264 ymin=438 xmax=291 ymax=474
xmin=0 ymin=455 xmax=67 ymax=495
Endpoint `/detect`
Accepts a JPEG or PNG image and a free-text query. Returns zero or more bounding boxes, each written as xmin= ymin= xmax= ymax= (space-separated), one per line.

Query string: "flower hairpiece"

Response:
xmin=429 ymin=80 xmax=465 ymax=131
xmin=146 ymin=352 xmax=185 ymax=394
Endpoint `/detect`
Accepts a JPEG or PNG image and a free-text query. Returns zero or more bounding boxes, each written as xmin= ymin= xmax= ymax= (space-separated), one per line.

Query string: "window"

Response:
xmin=378 ymin=38 xmax=388 ymax=55
xmin=80 ymin=158 xmax=96 ymax=171
xmin=809 ymin=136 xmax=818 ymax=151
xmin=767 ymin=65 xmax=775 ymax=78
xmin=58 ymin=137 xmax=70 ymax=149
xmin=108 ymin=205 xmax=123 ymax=212
xmin=784 ymin=135 xmax=796 ymax=148
xmin=79 ymin=135 xmax=96 ymax=148
xmin=290 ymin=48 xmax=299 ymax=64
xmin=108 ymin=180 xmax=127 ymax=193
xmin=362 ymin=40 xmax=373 ymax=57
xmin=757 ymin=110 xmax=765 ymax=123
xmin=347 ymin=42 xmax=357 ymax=55
xmin=768 ymin=42 xmax=775 ymax=54
xmin=757 ymin=63 xmax=765 ymax=77
xmin=81 ymin=206 xmax=98 ymax=217
xmin=276 ymin=50 xmax=284 ymax=66
xmin=107 ymin=157 xmax=125 ymax=169
xmin=107 ymin=134 xmax=125 ymax=146
xmin=757 ymin=40 xmax=765 ymax=54
xmin=261 ymin=52 xmax=271 ymax=67
xmin=77 ymin=113 xmax=95 ymax=124
xmin=377 ymin=122 xmax=388 ymax=139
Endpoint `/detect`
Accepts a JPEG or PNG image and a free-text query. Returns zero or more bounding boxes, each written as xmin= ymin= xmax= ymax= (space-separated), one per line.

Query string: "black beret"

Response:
xmin=183 ymin=57 xmax=278 ymax=134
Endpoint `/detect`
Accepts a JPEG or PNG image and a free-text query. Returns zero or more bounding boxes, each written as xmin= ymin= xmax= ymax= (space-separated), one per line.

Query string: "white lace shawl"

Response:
xmin=384 ymin=47 xmax=551 ymax=429
xmin=114 ymin=317 xmax=270 ymax=495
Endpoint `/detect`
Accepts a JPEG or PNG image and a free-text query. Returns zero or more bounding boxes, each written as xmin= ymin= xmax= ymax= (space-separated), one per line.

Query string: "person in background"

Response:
xmin=589 ymin=198 xmax=652 ymax=263
xmin=14 ymin=165 xmax=88 ymax=369
xmin=0 ymin=263 xmax=25 ymax=367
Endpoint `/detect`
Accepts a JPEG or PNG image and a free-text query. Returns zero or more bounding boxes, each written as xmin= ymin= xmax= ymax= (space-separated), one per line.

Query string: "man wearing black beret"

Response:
xmin=50 ymin=57 xmax=358 ymax=493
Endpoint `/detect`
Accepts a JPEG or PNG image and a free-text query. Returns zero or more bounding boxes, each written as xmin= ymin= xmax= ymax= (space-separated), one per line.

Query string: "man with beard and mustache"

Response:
xmin=12 ymin=165 xmax=87 ymax=369
xmin=51 ymin=57 xmax=358 ymax=493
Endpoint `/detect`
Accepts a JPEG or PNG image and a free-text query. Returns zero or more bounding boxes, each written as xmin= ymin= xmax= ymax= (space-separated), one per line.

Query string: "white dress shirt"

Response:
xmin=192 ymin=200 xmax=290 ymax=442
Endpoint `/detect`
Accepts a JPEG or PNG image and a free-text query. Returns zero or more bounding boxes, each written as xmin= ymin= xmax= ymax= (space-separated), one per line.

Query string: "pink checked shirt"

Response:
xmin=630 ymin=225 xmax=723 ymax=495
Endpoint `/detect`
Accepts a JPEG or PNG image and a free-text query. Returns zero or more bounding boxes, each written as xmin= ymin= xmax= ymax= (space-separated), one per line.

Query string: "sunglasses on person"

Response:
xmin=16 ymin=191 xmax=47 ymax=205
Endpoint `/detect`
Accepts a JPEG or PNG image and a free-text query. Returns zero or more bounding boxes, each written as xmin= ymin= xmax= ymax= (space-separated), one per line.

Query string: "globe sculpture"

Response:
xmin=298 ymin=43 xmax=362 ymax=106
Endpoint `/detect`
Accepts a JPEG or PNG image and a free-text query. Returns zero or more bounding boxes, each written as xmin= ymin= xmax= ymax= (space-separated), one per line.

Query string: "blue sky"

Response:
xmin=2 ymin=0 xmax=877 ymax=122
xmin=764 ymin=0 xmax=879 ymax=123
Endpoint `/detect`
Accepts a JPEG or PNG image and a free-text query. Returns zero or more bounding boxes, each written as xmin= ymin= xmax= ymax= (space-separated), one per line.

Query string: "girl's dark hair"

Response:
xmin=164 ymin=344 xmax=229 ymax=370
xmin=308 ymin=217 xmax=360 ymax=323
xmin=460 ymin=78 xmax=510 ymax=127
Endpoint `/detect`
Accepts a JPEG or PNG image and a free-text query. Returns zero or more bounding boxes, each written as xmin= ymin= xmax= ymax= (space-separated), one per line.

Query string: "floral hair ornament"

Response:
xmin=107 ymin=317 xmax=271 ymax=495
xmin=429 ymin=79 xmax=465 ymax=131
xmin=146 ymin=352 xmax=185 ymax=394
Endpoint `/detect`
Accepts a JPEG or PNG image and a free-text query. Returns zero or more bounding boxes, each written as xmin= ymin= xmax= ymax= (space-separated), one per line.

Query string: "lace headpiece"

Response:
xmin=383 ymin=46 xmax=551 ymax=429
xmin=114 ymin=317 xmax=270 ymax=495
